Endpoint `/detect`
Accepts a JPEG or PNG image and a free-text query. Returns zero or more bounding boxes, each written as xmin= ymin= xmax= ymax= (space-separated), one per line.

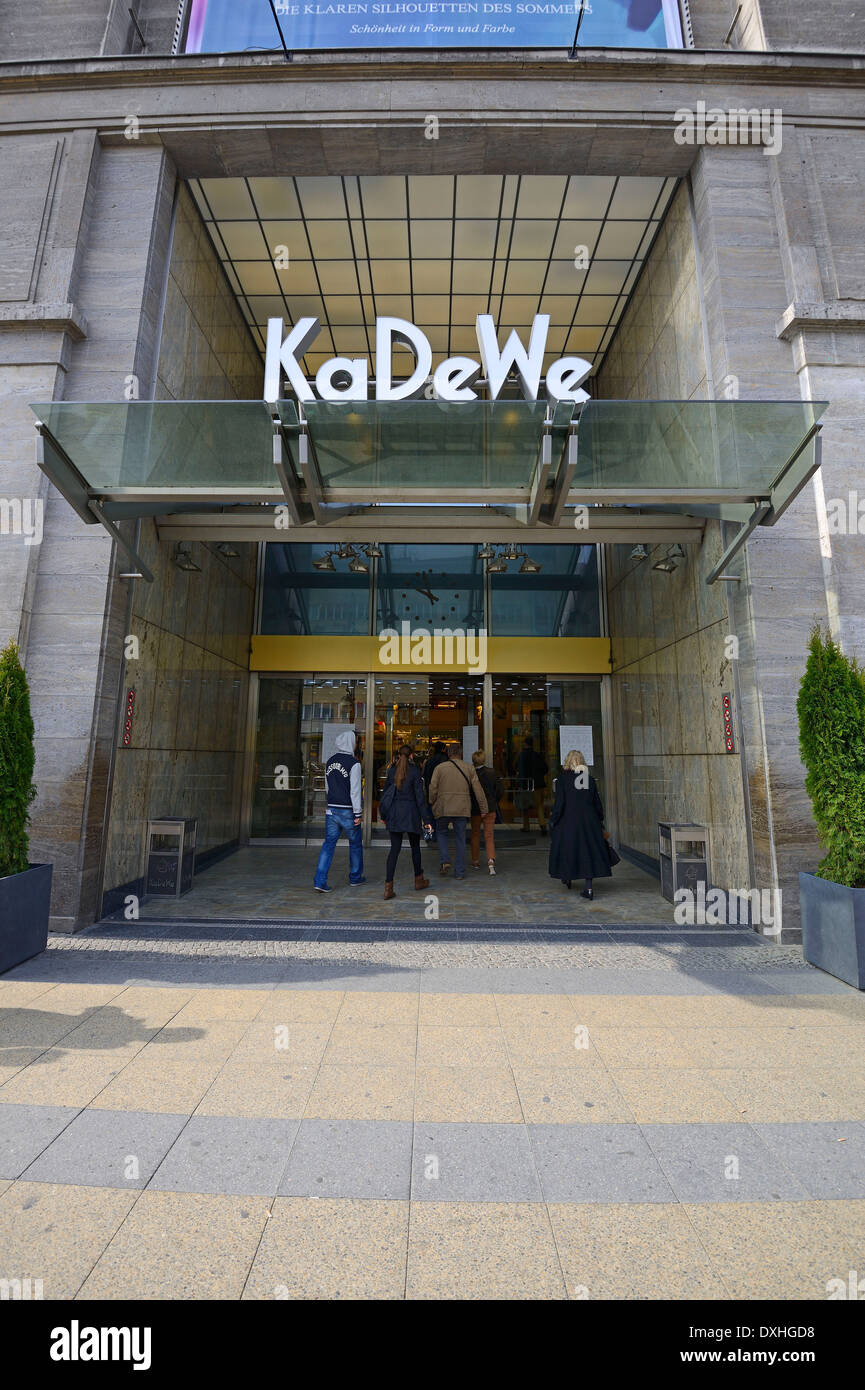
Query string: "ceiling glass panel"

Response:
xmin=190 ymin=173 xmax=680 ymax=391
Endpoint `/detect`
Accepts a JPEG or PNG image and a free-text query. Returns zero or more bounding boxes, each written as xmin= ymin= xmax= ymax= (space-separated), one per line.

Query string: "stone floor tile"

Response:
xmin=278 ymin=1118 xmax=413 ymax=1199
xmin=513 ymin=1066 xmax=635 ymax=1124
xmin=414 ymin=1066 xmax=521 ymax=1123
xmin=641 ymin=1123 xmax=809 ymax=1202
xmin=416 ymin=1025 xmax=508 ymax=1068
xmin=194 ymin=1060 xmax=318 ymax=1119
xmin=243 ymin=1197 xmax=409 ymax=1300
xmin=548 ymin=1202 xmax=728 ymax=1300
xmin=305 ymin=1063 xmax=415 ymax=1121
xmin=753 ymin=1121 xmax=865 ymax=1199
xmin=611 ymin=1069 xmax=742 ymax=1123
xmin=0 ymin=1181 xmax=136 ymax=1299
xmin=411 ymin=1122 xmax=541 ymax=1201
xmin=406 ymin=1202 xmax=566 ymax=1299
xmin=23 ymin=1107 xmax=187 ymax=1189
xmin=0 ymin=1103 xmax=80 ymax=1177
xmin=335 ymin=991 xmax=419 ymax=1026
xmin=149 ymin=1115 xmax=298 ymax=1195
xmin=77 ymin=1191 xmax=271 ymax=1300
xmin=323 ymin=1024 xmax=417 ymax=1067
xmin=711 ymin=1069 xmax=855 ymax=1123
xmin=529 ymin=1123 xmax=675 ymax=1203
xmin=418 ymin=993 xmax=500 ymax=1027
xmin=684 ymin=1200 xmax=865 ymax=1299
xmin=95 ymin=1057 xmax=227 ymax=1113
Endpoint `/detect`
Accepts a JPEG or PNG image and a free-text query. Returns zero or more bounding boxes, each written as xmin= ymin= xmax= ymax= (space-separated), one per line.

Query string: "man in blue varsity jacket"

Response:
xmin=313 ymin=729 xmax=365 ymax=892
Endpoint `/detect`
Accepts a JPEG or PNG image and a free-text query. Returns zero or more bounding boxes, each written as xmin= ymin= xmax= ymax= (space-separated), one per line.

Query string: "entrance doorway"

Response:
xmin=370 ymin=677 xmax=484 ymax=837
xmin=491 ymin=677 xmax=605 ymax=832
xmin=250 ymin=674 xmax=366 ymax=843
xmin=249 ymin=672 xmax=604 ymax=845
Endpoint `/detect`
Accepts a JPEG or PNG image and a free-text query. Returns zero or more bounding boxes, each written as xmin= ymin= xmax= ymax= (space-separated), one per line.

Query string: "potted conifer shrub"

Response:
xmin=0 ymin=640 xmax=52 ymax=973
xmin=797 ymin=626 xmax=865 ymax=988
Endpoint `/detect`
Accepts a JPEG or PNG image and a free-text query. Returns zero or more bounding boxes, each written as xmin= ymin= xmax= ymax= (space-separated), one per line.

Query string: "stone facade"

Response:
xmin=2 ymin=5 xmax=864 ymax=937
xmin=100 ymin=181 xmax=261 ymax=914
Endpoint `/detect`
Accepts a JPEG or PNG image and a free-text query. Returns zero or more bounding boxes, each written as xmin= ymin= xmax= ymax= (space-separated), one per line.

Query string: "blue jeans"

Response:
xmin=314 ymin=807 xmax=364 ymax=888
xmin=436 ymin=815 xmax=467 ymax=877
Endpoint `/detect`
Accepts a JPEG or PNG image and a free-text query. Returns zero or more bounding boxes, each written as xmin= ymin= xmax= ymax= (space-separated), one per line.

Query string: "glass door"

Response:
xmin=371 ymin=676 xmax=484 ymax=838
xmin=251 ymin=675 xmax=367 ymax=843
xmin=490 ymin=677 xmax=604 ymax=835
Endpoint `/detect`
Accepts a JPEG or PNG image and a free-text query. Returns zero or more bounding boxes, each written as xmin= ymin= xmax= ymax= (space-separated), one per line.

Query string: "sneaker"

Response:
xmin=472 ymin=862 xmax=480 ymax=870
xmin=350 ymin=877 xmax=367 ymax=886
xmin=488 ymin=861 xmax=496 ymax=875
xmin=314 ymin=884 xmax=332 ymax=893
xmin=439 ymin=863 xmax=451 ymax=876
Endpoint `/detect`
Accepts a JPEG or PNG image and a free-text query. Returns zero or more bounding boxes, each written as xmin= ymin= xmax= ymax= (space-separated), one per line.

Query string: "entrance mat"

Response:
xmin=90 ymin=917 xmax=762 ymax=944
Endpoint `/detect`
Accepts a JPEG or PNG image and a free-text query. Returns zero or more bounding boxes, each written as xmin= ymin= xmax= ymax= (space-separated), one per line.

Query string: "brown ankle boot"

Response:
xmin=414 ymin=874 xmax=430 ymax=890
xmin=383 ymin=882 xmax=395 ymax=900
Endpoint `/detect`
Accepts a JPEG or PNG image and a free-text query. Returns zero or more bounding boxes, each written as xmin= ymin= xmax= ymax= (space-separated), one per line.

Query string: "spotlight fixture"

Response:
xmin=629 ymin=544 xmax=649 ymax=562
xmin=173 ymin=542 xmax=201 ymax=572
xmin=483 ymin=544 xmax=542 ymax=574
xmin=312 ymin=553 xmax=336 ymax=571
xmin=364 ymin=543 xmax=383 ymax=559
xmin=349 ymin=555 xmax=369 ymax=573
xmin=216 ymin=542 xmax=240 ymax=558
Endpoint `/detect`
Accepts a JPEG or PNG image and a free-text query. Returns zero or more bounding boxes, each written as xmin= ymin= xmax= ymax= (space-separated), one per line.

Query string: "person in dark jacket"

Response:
xmin=548 ymin=749 xmax=614 ymax=900
xmin=470 ymin=749 xmax=504 ymax=875
xmin=517 ymin=736 xmax=548 ymax=835
xmin=381 ymin=745 xmax=432 ymax=899
xmin=422 ymin=742 xmax=448 ymax=806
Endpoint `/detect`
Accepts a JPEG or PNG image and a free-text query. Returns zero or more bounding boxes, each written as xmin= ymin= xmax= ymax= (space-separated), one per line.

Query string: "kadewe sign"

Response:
xmin=263 ymin=314 xmax=592 ymax=403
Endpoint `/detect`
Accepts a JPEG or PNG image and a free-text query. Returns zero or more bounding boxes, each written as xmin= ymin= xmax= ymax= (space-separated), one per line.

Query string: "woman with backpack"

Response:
xmin=379 ymin=744 xmax=432 ymax=900
xmin=470 ymin=749 xmax=504 ymax=875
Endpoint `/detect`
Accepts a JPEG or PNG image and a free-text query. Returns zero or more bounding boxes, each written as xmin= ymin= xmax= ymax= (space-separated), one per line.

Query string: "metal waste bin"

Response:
xmin=658 ymin=822 xmax=710 ymax=903
xmin=145 ymin=818 xmax=197 ymax=897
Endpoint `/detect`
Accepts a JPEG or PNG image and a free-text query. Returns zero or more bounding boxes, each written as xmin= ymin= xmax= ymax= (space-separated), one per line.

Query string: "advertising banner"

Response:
xmin=186 ymin=0 xmax=678 ymax=53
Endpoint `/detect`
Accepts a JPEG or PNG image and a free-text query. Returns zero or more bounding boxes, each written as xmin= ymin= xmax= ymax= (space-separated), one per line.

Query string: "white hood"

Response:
xmin=335 ymin=730 xmax=356 ymax=754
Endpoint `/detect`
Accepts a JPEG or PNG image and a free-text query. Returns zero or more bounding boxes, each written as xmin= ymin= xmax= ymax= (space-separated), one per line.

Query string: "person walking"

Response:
xmin=379 ymin=744 xmax=431 ymax=900
xmin=470 ymin=749 xmax=503 ymax=875
xmin=422 ymin=741 xmax=448 ymax=806
xmin=517 ymin=735 xmax=548 ymax=835
xmin=548 ymin=748 xmax=617 ymax=900
xmin=428 ymin=742 xmax=488 ymax=880
xmin=313 ymin=730 xmax=365 ymax=892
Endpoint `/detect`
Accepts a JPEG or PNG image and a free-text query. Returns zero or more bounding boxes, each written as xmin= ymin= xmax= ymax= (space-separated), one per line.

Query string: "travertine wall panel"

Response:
xmin=100 ymin=181 xmax=261 ymax=911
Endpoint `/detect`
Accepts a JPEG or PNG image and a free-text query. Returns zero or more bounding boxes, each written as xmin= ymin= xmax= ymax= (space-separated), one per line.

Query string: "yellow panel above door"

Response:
xmin=250 ymin=635 xmax=611 ymax=674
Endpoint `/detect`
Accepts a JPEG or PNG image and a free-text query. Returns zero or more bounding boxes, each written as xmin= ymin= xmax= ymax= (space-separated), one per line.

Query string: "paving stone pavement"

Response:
xmin=1 ymin=922 xmax=864 ymax=1300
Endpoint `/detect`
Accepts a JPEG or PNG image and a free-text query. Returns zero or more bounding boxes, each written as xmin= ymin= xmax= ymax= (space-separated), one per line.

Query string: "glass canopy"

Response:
xmin=30 ymin=397 xmax=828 ymax=537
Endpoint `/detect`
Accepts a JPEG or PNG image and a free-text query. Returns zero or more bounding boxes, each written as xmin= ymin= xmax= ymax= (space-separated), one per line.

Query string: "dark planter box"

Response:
xmin=0 ymin=863 xmax=52 ymax=975
xmin=799 ymin=871 xmax=865 ymax=990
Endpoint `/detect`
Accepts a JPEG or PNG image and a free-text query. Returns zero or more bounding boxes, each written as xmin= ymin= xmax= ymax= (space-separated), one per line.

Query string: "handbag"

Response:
xmin=452 ymin=759 xmax=481 ymax=816
xmin=604 ymin=834 xmax=621 ymax=868
xmin=378 ymin=780 xmax=396 ymax=823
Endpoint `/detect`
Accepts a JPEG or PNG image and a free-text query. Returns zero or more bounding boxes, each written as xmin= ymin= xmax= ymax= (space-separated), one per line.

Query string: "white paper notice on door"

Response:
xmin=559 ymin=725 xmax=594 ymax=767
xmin=462 ymin=724 xmax=479 ymax=761
xmin=321 ymin=724 xmax=355 ymax=767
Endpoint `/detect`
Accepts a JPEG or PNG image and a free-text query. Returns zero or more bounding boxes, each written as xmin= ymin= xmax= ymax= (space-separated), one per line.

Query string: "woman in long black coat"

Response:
xmin=381 ymin=745 xmax=432 ymax=899
xmin=548 ymin=749 xmax=616 ymax=900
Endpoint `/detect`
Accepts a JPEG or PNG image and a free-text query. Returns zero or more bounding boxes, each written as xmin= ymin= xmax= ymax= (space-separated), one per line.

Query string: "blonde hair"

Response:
xmin=563 ymin=749 xmax=588 ymax=773
xmin=472 ymin=749 xmax=486 ymax=767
